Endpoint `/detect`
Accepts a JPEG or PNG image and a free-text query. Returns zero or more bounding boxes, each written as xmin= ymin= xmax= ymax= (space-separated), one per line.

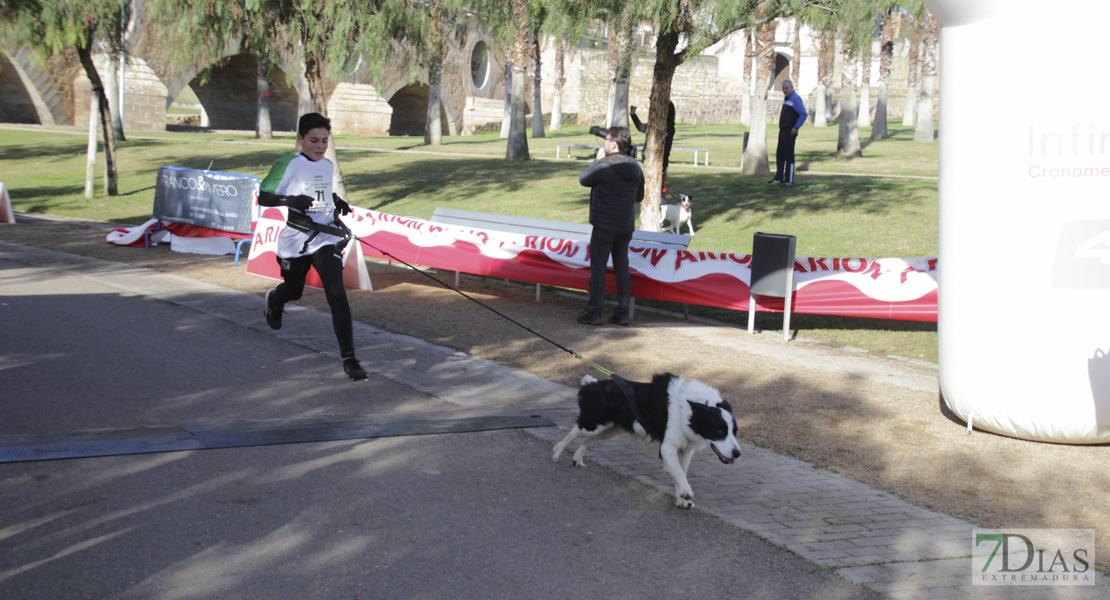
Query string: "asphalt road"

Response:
xmin=0 ymin=242 xmax=880 ymax=599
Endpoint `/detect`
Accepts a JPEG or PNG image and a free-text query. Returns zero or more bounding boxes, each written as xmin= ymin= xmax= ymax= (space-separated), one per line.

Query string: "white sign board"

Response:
xmin=929 ymin=0 xmax=1110 ymax=442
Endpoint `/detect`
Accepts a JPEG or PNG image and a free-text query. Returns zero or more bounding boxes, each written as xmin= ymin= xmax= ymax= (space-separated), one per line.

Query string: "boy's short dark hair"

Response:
xmin=607 ymin=126 xmax=633 ymax=156
xmin=298 ymin=113 xmax=331 ymax=137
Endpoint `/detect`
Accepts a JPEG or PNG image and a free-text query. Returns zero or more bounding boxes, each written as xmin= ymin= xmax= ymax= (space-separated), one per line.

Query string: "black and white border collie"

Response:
xmin=552 ymin=373 xmax=742 ymax=508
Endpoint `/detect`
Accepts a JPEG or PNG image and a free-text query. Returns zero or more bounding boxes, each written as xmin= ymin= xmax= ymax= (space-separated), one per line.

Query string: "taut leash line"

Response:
xmin=357 ymin=240 xmax=658 ymax=438
xmin=360 ymin=241 xmax=613 ymax=376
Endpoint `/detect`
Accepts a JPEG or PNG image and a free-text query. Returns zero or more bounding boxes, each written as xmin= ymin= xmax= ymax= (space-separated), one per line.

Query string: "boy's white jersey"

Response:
xmin=261 ymin=153 xmax=343 ymax=258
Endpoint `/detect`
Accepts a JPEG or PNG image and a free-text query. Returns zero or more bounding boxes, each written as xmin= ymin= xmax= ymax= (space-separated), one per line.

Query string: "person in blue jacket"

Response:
xmin=769 ymin=80 xmax=808 ymax=185
xmin=577 ymin=126 xmax=645 ymax=326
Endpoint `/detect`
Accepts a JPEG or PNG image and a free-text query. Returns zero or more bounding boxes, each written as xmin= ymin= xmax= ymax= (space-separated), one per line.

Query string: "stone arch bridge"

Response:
xmin=0 ymin=2 xmax=508 ymax=136
xmin=1 ymin=7 xmax=921 ymax=137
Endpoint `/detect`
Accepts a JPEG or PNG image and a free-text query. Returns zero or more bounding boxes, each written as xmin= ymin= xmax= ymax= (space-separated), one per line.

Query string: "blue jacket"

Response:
xmin=779 ymin=91 xmax=808 ymax=131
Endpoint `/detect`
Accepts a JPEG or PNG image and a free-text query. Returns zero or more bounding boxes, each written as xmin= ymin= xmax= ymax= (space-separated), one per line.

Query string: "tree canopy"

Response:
xmin=1 ymin=0 xmax=128 ymax=196
xmin=1 ymin=0 xmax=128 ymax=57
xmin=148 ymin=0 xmax=433 ymax=107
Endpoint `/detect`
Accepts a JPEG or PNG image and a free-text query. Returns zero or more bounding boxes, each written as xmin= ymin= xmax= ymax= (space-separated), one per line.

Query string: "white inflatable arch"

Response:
xmin=931 ymin=0 xmax=1110 ymax=442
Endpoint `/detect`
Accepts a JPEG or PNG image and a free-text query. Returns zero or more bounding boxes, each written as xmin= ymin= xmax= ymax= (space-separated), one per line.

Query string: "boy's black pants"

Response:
xmin=274 ymin=245 xmax=354 ymax=358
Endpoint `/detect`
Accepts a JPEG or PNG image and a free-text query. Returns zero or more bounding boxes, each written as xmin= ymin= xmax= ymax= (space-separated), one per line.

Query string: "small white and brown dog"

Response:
xmin=553 ymin=373 xmax=741 ymax=508
xmin=660 ymin=193 xmax=695 ymax=236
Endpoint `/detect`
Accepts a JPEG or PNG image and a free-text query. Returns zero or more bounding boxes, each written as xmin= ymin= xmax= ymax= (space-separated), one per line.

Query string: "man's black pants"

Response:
xmin=774 ymin=128 xmax=797 ymax=184
xmin=587 ymin=228 xmax=632 ymax=316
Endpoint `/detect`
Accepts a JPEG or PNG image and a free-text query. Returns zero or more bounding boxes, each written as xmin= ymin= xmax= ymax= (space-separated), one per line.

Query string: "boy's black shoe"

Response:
xmin=264 ymin=288 xmax=283 ymax=330
xmin=608 ymin=310 xmax=630 ymax=326
xmin=343 ymin=357 xmax=368 ymax=381
xmin=577 ymin=310 xmax=603 ymax=326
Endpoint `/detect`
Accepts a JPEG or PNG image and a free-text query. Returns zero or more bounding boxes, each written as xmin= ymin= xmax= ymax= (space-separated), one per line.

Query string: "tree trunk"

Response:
xmin=303 ymin=54 xmax=328 ymax=115
xmin=814 ymin=31 xmax=832 ymax=127
xmin=873 ymin=80 xmax=888 ymax=140
xmin=740 ymin=30 xmax=752 ymax=126
xmin=531 ymin=30 xmax=544 ymax=139
xmin=857 ymin=42 xmax=872 ymax=128
xmin=830 ymin=36 xmax=842 ymax=122
xmin=742 ymin=22 xmax=775 ymax=176
xmin=857 ymin=80 xmax=871 ymax=128
xmin=506 ymin=68 xmax=529 ymax=159
xmin=612 ymin=82 xmax=631 ymax=129
xmin=914 ymin=75 xmax=934 ymax=142
xmin=256 ymin=56 xmax=273 ymax=140
xmin=426 ymin=6 xmax=445 ymax=146
xmin=551 ymin=36 xmax=565 ymax=132
xmin=791 ymin=19 xmax=800 ymax=84
xmin=500 ymin=62 xmax=511 ymax=139
xmin=610 ymin=24 xmax=634 ymax=130
xmin=871 ymin=15 xmax=893 ymax=140
xmin=295 ymin=66 xmax=312 ymax=119
xmin=76 ymin=43 xmax=117 ymax=196
xmin=117 ymin=57 xmax=126 ymax=132
xmin=815 ymin=85 xmax=827 ymax=127
xmin=425 ymin=67 xmax=443 ymax=146
xmin=604 ymin=30 xmax=618 ymax=127
xmin=303 ymin=52 xmax=347 ymax=199
xmin=902 ymin=17 xmax=920 ymax=127
xmin=638 ymin=26 xmax=682 ymax=231
xmin=505 ymin=0 xmax=530 ymax=161
xmin=837 ymin=36 xmax=862 ymax=158
xmin=84 ymin=92 xmax=98 ymax=200
xmin=914 ymin=11 xmax=938 ymax=143
xmin=104 ymin=53 xmax=126 ymax=142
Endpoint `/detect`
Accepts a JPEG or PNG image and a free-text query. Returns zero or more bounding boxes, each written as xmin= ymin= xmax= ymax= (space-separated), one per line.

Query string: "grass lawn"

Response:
xmin=0 ymin=122 xmax=939 ymax=362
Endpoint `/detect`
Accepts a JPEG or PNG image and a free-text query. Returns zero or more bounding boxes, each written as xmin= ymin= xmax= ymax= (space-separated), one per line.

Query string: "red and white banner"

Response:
xmin=247 ymin=206 xmax=937 ymax=322
xmin=105 ymin=218 xmax=253 ymax=255
xmin=245 ymin=207 xmax=372 ymax=291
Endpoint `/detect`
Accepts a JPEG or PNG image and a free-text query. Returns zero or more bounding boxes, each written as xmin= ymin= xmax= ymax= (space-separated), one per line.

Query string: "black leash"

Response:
xmin=286 ymin=210 xmax=355 ymax=255
xmin=609 ymin=374 xmax=659 ymax=439
xmin=360 ymin=240 xmax=615 ymax=373
xmin=358 ymin=240 xmax=659 ymax=438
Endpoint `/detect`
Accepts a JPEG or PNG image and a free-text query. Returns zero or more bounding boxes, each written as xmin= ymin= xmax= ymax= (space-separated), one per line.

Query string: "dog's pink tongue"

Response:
xmin=712 ymin=444 xmax=736 ymax=465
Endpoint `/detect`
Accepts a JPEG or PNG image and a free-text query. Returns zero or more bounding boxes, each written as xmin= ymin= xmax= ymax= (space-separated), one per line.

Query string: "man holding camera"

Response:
xmin=577 ymin=126 xmax=645 ymax=326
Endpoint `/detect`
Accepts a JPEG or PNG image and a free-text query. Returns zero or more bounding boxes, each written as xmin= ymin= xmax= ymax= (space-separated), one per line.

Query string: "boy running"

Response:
xmin=259 ymin=112 xmax=367 ymax=381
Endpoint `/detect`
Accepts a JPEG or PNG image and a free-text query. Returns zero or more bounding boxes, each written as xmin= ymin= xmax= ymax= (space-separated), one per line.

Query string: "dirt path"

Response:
xmin=2 ymin=215 xmax=1106 ymax=569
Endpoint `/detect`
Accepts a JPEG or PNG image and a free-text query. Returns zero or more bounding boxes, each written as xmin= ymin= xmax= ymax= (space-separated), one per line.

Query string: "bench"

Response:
xmin=555 ymin=143 xmax=601 ymax=160
xmin=670 ymin=147 xmax=710 ymax=166
xmin=430 ymin=207 xmax=691 ymax=313
xmin=555 ymin=143 xmax=710 ymax=166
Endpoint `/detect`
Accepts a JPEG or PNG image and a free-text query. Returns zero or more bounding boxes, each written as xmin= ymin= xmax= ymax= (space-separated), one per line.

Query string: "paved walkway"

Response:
xmin=3 ymin=240 xmax=1106 ymax=599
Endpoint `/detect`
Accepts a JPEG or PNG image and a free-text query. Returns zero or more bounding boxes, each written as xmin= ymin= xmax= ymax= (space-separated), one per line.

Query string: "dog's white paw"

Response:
xmin=552 ymin=441 xmax=567 ymax=463
xmin=572 ymin=457 xmax=586 ymax=467
xmin=675 ymin=496 xmax=695 ymax=509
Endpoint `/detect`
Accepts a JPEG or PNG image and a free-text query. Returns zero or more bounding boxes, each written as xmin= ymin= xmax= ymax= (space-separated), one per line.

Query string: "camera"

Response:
xmin=589 ymin=125 xmax=636 ymax=159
